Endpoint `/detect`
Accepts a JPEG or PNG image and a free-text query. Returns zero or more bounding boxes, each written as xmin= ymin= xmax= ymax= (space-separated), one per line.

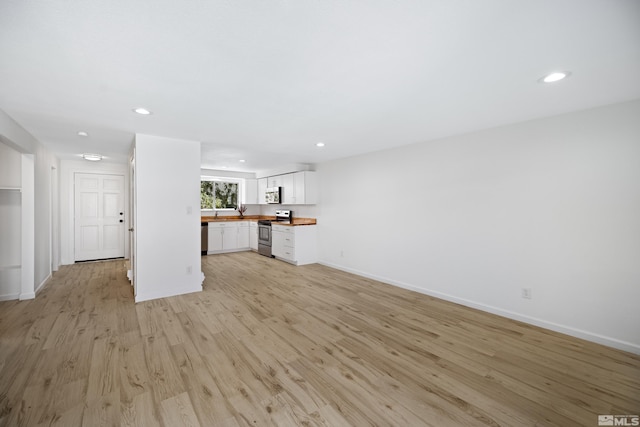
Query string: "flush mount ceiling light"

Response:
xmin=133 ymin=107 xmax=152 ymax=115
xmin=539 ymin=71 xmax=571 ymax=83
xmin=239 ymin=159 xmax=246 ymax=163
xmin=316 ymin=142 xmax=325 ymax=147
xmin=77 ymin=131 xmax=89 ymax=137
xmin=82 ymin=153 xmax=103 ymax=161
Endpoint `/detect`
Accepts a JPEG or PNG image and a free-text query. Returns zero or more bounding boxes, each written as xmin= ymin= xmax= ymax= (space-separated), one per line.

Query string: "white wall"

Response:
xmin=0 ymin=141 xmax=22 ymax=188
xmin=20 ymin=154 xmax=35 ymax=299
xmin=201 ymin=168 xmax=256 ymax=180
xmin=317 ymin=99 xmax=640 ymax=354
xmin=0 ymin=190 xmax=21 ymax=267
xmin=60 ymin=160 xmax=129 ymax=265
xmin=0 ymin=110 xmax=38 ymax=154
xmin=34 ymin=144 xmax=59 ymax=290
xmin=134 ymin=134 xmax=202 ymax=302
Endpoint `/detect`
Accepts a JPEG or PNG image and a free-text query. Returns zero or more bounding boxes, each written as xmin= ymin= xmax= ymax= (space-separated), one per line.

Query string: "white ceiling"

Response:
xmin=1 ymin=0 xmax=639 ymax=173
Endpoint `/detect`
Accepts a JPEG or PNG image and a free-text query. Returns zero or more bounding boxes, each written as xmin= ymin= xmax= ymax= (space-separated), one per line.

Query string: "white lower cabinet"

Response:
xmin=208 ymin=224 xmax=224 ymax=252
xmin=208 ymin=221 xmax=251 ymax=254
xmin=249 ymin=222 xmax=258 ymax=250
xmin=271 ymin=224 xmax=317 ymax=265
xmin=237 ymin=222 xmax=250 ymax=249
xmin=207 ymin=221 xmax=314 ymax=263
xmin=222 ymin=225 xmax=237 ymax=249
xmin=272 ymin=228 xmax=294 ymax=262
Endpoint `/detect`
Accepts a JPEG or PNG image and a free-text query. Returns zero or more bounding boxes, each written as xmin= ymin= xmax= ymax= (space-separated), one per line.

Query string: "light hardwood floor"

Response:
xmin=0 ymin=252 xmax=638 ymax=426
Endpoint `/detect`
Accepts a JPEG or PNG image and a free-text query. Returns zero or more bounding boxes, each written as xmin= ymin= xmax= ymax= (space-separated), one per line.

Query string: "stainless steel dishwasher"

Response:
xmin=201 ymin=222 xmax=208 ymax=255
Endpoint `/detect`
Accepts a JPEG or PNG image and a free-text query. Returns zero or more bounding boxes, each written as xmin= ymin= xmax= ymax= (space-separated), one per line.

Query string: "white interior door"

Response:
xmin=74 ymin=173 xmax=125 ymax=261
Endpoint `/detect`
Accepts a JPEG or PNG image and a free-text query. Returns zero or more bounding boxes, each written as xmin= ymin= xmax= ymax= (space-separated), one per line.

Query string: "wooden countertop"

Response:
xmin=201 ymin=215 xmax=261 ymax=222
xmin=201 ymin=215 xmax=316 ymax=226
xmin=271 ymin=218 xmax=317 ymax=226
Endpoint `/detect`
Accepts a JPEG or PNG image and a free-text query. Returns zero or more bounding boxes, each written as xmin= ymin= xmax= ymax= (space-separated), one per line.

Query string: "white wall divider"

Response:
xmin=20 ymin=154 xmax=35 ymax=300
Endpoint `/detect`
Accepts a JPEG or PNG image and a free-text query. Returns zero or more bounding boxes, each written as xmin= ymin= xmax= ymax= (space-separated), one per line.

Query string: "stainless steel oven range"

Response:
xmin=257 ymin=220 xmax=272 ymax=257
xmin=257 ymin=210 xmax=291 ymax=257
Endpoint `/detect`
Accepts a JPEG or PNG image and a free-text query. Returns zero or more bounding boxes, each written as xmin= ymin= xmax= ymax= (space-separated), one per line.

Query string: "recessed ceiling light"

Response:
xmin=221 ymin=166 xmax=228 ymax=169
xmin=82 ymin=153 xmax=103 ymax=161
xmin=239 ymin=159 xmax=246 ymax=163
xmin=77 ymin=131 xmax=89 ymax=137
xmin=539 ymin=71 xmax=571 ymax=83
xmin=316 ymin=142 xmax=325 ymax=147
xmin=133 ymin=107 xmax=152 ymax=115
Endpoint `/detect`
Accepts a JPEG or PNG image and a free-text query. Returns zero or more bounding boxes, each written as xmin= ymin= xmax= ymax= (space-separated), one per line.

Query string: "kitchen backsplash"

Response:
xmin=260 ymin=204 xmax=318 ymax=218
xmin=200 ymin=205 xmax=261 ymax=217
xmin=201 ymin=204 xmax=318 ymax=218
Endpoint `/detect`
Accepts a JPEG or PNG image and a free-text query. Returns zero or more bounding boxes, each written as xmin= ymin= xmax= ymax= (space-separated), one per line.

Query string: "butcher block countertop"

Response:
xmin=201 ymin=215 xmax=316 ymax=226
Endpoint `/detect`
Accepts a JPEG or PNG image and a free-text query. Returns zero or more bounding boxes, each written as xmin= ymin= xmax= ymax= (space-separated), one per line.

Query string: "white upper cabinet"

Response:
xmin=282 ymin=173 xmax=295 ymax=204
xmin=244 ymin=179 xmax=258 ymax=204
xmin=258 ymin=178 xmax=267 ymax=205
xmin=292 ymin=171 xmax=317 ymax=205
xmin=267 ymin=175 xmax=283 ymax=188
xmin=258 ymin=171 xmax=318 ymax=205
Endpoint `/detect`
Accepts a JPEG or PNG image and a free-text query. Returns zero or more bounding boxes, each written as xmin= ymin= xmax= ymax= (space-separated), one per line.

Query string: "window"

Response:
xmin=201 ymin=178 xmax=240 ymax=210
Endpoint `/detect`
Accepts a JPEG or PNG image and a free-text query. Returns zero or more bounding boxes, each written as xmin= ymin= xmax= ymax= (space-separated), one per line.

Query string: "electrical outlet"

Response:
xmin=340 ymin=250 xmax=344 ymax=257
xmin=522 ymin=288 xmax=532 ymax=299
xmin=186 ymin=265 xmax=192 ymax=275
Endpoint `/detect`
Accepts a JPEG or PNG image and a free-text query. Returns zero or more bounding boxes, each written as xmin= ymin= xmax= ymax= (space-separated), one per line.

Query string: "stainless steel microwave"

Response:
xmin=265 ymin=187 xmax=281 ymax=204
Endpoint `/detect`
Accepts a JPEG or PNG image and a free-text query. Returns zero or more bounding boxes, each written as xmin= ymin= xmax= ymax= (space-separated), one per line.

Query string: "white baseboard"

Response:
xmin=18 ymin=271 xmax=52 ymax=301
xmin=124 ymin=260 xmax=131 ymax=282
xmin=135 ymin=284 xmax=202 ymax=303
xmin=0 ymin=292 xmax=20 ymax=301
xmin=318 ymin=260 xmax=640 ymax=355
xmin=19 ymin=292 xmax=35 ymax=300
xmin=35 ymin=272 xmax=51 ymax=295
xmin=206 ymin=248 xmax=251 ymax=255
